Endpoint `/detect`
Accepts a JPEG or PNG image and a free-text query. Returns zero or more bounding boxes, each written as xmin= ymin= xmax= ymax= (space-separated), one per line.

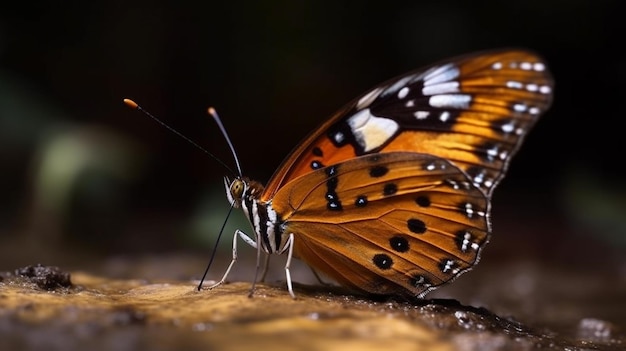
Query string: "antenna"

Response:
xmin=207 ymin=107 xmax=243 ymax=177
xmin=124 ymin=98 xmax=246 ymax=293
xmin=123 ymin=99 xmax=236 ymax=176
xmin=197 ymin=202 xmax=235 ymax=291
xmin=199 ymin=109 xmax=249 ymax=293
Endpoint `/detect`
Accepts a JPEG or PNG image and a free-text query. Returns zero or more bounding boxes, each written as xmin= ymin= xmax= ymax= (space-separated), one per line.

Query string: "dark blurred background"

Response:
xmin=1 ymin=0 xmax=625 ymax=300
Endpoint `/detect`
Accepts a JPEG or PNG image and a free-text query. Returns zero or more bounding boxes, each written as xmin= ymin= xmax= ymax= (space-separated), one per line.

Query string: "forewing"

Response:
xmin=263 ymin=49 xmax=553 ymax=200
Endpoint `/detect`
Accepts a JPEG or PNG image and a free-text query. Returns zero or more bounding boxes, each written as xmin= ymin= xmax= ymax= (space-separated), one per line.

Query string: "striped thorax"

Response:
xmin=224 ymin=176 xmax=286 ymax=254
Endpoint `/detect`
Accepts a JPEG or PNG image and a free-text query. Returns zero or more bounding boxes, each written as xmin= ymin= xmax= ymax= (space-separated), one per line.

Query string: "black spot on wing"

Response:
xmin=407 ymin=218 xmax=426 ymax=234
xmin=383 ymin=183 xmax=398 ymax=196
xmin=355 ymin=195 xmax=368 ymax=207
xmin=369 ymin=165 xmax=389 ymax=178
xmin=373 ymin=254 xmax=393 ymax=269
xmin=415 ymin=196 xmax=431 ymax=207
xmin=389 ymin=236 xmax=410 ymax=253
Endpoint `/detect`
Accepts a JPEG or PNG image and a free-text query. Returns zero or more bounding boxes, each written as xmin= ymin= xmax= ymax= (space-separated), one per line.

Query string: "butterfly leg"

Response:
xmin=259 ymin=254 xmax=271 ymax=282
xmin=280 ymin=233 xmax=296 ymax=299
xmin=208 ymin=229 xmax=256 ymax=290
xmin=309 ymin=267 xmax=330 ymax=286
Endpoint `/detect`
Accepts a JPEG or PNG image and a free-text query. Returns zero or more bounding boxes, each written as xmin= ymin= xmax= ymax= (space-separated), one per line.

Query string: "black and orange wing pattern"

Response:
xmin=262 ymin=49 xmax=552 ymax=295
xmin=263 ymin=49 xmax=553 ymax=201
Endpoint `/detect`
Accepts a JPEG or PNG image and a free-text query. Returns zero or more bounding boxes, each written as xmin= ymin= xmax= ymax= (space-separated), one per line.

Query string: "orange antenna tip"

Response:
xmin=123 ymin=98 xmax=138 ymax=109
xmin=207 ymin=107 xmax=216 ymax=116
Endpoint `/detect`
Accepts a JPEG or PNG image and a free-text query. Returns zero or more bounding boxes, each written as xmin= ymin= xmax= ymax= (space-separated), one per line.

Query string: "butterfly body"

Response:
xmin=215 ymin=49 xmax=553 ymax=298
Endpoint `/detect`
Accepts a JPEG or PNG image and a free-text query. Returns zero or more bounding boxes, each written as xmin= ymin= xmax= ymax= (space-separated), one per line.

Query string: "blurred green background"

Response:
xmin=1 ymin=1 xmax=624 ymax=284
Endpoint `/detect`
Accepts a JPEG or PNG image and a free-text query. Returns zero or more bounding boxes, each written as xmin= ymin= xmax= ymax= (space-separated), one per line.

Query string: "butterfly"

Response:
xmin=203 ymin=48 xmax=553 ymax=298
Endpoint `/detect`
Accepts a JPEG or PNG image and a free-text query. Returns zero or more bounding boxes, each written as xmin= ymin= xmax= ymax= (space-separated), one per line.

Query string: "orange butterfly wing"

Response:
xmin=245 ymin=49 xmax=553 ymax=296
xmin=262 ymin=49 xmax=553 ymax=201
xmin=271 ymin=152 xmax=490 ymax=296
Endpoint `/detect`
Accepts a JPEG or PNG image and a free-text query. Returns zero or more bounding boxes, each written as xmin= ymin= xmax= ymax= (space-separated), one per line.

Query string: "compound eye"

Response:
xmin=230 ymin=179 xmax=244 ymax=199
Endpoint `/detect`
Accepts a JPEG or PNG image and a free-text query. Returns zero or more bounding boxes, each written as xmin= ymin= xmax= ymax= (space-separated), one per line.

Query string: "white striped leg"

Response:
xmin=208 ymin=229 xmax=256 ymax=290
xmin=259 ymin=254 xmax=271 ymax=283
xmin=282 ymin=233 xmax=296 ymax=299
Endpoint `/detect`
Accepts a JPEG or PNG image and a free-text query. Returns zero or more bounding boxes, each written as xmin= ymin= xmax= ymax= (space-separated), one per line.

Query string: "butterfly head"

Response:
xmin=224 ymin=176 xmax=245 ymax=208
xmin=224 ymin=176 xmax=264 ymax=208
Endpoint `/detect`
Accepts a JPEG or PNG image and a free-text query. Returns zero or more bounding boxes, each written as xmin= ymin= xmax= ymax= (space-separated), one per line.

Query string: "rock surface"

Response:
xmin=1 ymin=265 xmax=623 ymax=351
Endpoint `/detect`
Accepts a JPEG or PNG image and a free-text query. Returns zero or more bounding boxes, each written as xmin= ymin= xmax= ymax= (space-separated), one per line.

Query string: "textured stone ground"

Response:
xmin=1 ymin=264 xmax=623 ymax=351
